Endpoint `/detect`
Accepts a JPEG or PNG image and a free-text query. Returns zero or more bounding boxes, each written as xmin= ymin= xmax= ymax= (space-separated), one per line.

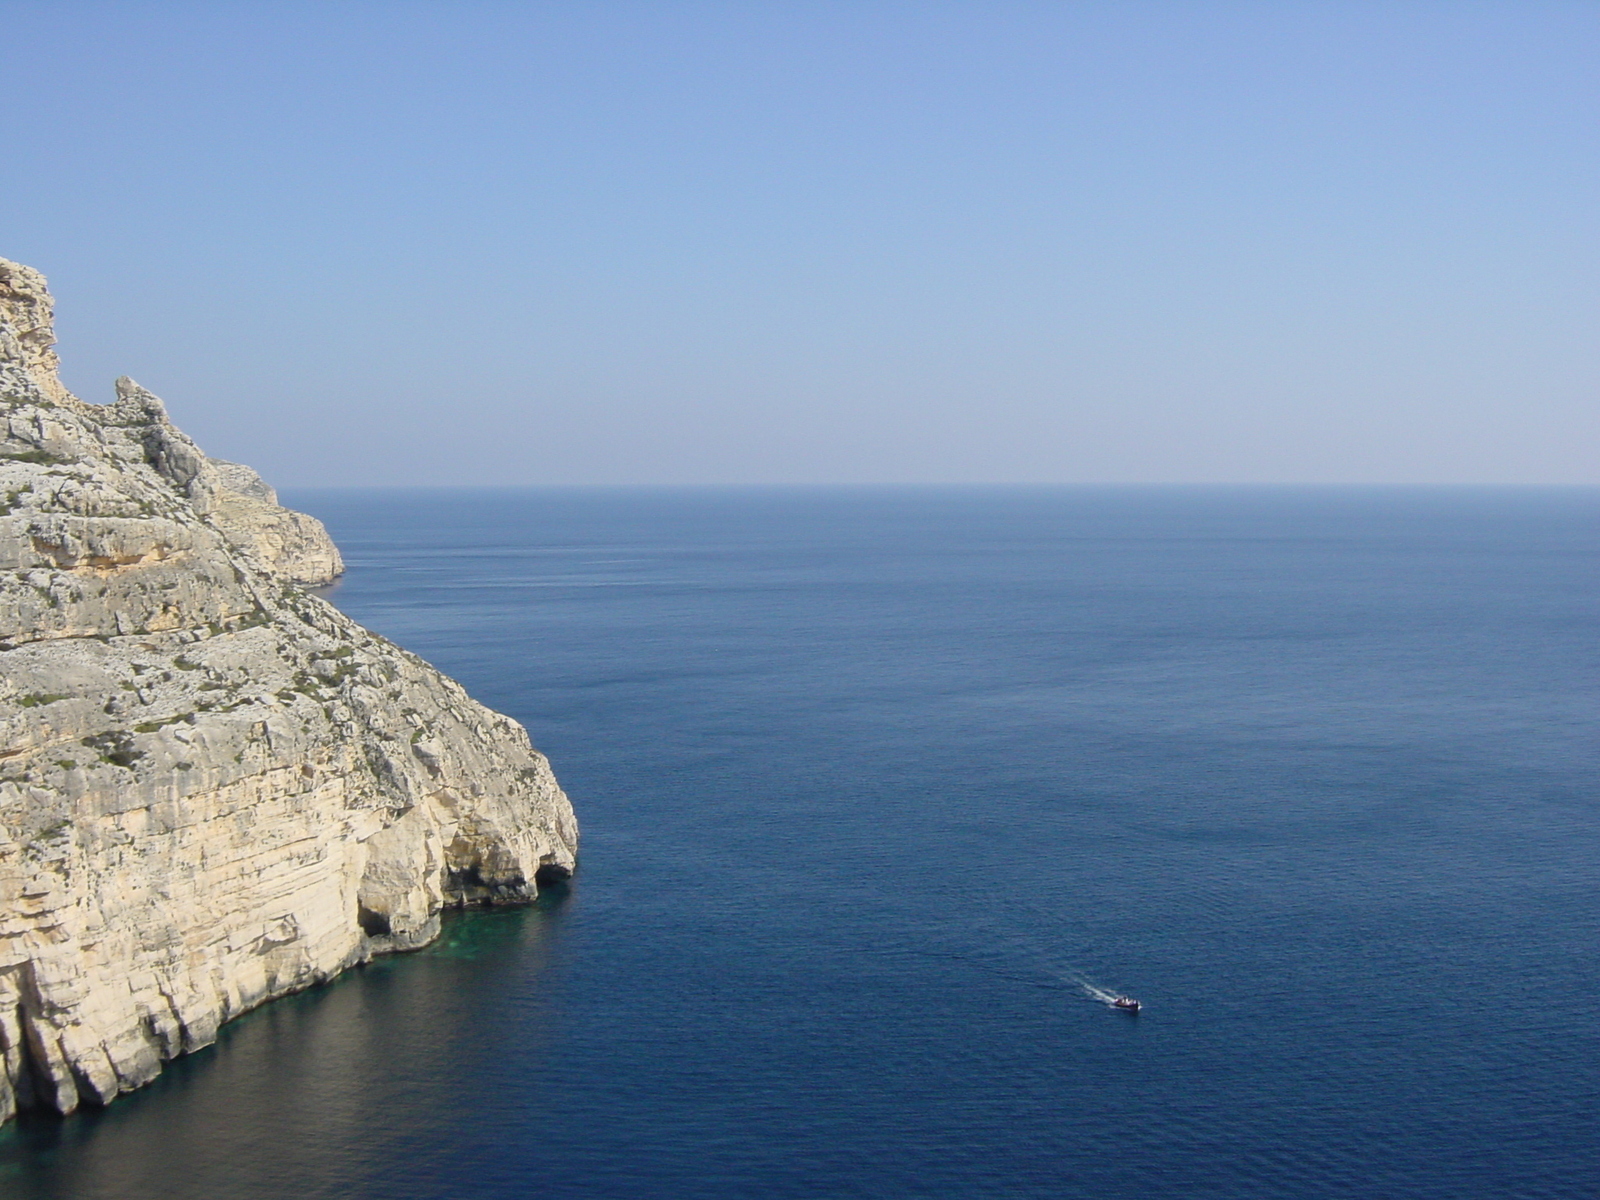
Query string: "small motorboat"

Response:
xmin=1110 ymin=996 xmax=1141 ymax=1012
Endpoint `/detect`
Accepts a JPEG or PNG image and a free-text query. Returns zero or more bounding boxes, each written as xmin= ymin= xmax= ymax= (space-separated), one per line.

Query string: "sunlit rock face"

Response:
xmin=201 ymin=452 xmax=345 ymax=587
xmin=0 ymin=257 xmax=577 ymax=1121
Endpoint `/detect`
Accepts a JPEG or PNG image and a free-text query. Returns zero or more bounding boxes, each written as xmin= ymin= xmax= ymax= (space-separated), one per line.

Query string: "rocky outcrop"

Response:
xmin=0 ymin=260 xmax=73 ymax=406
xmin=201 ymin=449 xmax=344 ymax=587
xmin=0 ymin=257 xmax=577 ymax=1122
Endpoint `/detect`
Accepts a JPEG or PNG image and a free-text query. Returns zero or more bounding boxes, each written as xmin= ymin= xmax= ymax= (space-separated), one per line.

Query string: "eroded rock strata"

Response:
xmin=0 ymin=257 xmax=577 ymax=1121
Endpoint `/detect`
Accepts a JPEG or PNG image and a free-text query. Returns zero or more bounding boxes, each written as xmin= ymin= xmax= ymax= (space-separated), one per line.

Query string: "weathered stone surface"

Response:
xmin=0 ymin=257 xmax=577 ymax=1121
xmin=206 ymin=460 xmax=276 ymax=503
xmin=0 ymin=259 xmax=73 ymax=406
xmin=199 ymin=448 xmax=344 ymax=587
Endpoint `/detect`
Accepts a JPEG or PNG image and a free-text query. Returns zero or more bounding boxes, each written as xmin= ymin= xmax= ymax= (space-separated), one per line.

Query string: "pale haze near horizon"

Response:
xmin=4 ymin=1 xmax=1596 ymax=487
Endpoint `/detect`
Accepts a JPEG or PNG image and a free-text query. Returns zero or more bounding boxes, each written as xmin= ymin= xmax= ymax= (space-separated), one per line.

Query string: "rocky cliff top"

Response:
xmin=0 ymin=259 xmax=73 ymax=406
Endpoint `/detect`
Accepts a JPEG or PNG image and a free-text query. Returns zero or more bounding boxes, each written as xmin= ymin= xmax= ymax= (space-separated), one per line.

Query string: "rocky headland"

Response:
xmin=0 ymin=257 xmax=577 ymax=1121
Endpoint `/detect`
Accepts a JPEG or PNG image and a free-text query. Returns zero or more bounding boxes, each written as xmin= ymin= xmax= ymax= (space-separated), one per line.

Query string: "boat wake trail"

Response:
xmin=1052 ymin=968 xmax=1133 ymax=1009
xmin=984 ymin=904 xmax=1140 ymax=1010
xmin=1074 ymin=979 xmax=1122 ymax=1006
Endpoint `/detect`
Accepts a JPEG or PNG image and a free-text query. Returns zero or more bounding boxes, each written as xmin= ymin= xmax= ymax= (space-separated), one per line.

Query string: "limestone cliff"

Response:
xmin=0 ymin=257 xmax=577 ymax=1122
xmin=201 ymin=451 xmax=344 ymax=587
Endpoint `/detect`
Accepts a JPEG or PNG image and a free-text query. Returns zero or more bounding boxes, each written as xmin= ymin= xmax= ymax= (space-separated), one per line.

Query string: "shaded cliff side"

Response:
xmin=0 ymin=258 xmax=577 ymax=1121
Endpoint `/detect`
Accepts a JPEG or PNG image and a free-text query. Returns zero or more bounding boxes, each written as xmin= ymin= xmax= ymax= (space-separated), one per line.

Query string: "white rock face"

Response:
xmin=200 ymin=451 xmax=345 ymax=586
xmin=0 ymin=258 xmax=578 ymax=1122
xmin=207 ymin=460 xmax=276 ymax=503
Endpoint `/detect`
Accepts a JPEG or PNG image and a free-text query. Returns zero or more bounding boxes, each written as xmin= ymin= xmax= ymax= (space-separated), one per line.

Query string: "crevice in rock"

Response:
xmin=355 ymin=904 xmax=392 ymax=937
xmin=534 ymin=860 xmax=574 ymax=886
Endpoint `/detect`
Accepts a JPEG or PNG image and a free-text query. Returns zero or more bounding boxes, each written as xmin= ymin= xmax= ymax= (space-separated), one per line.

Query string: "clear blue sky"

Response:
xmin=5 ymin=1 xmax=1596 ymax=485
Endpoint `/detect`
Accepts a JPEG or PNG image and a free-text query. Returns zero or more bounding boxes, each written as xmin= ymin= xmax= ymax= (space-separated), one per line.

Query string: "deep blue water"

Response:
xmin=3 ymin=486 xmax=1598 ymax=1199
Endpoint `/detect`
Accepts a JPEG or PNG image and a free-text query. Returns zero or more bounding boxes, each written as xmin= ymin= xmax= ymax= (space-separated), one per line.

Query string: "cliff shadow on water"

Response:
xmin=0 ymin=892 xmax=572 ymax=1200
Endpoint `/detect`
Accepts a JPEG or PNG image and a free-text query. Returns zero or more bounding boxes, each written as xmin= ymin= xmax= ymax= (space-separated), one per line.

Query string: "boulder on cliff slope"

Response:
xmin=0 ymin=257 xmax=577 ymax=1122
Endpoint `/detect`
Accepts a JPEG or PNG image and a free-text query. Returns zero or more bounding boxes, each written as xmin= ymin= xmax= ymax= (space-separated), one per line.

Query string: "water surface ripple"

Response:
xmin=3 ymin=486 xmax=1596 ymax=1199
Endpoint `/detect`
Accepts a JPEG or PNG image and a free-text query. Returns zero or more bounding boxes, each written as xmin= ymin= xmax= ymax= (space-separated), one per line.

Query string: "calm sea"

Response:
xmin=3 ymin=487 xmax=1598 ymax=1199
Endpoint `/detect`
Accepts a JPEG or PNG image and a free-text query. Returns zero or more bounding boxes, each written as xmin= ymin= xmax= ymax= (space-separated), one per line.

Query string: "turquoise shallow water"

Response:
xmin=3 ymin=486 xmax=1598 ymax=1199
